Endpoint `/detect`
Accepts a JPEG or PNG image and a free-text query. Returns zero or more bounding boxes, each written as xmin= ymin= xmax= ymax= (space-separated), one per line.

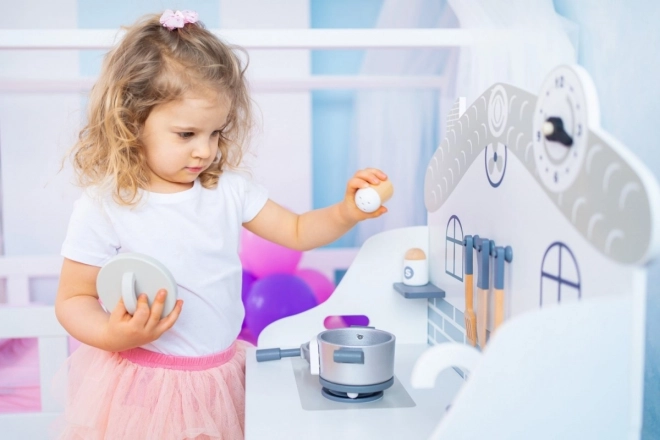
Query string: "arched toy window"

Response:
xmin=540 ymin=242 xmax=581 ymax=306
xmin=445 ymin=215 xmax=464 ymax=281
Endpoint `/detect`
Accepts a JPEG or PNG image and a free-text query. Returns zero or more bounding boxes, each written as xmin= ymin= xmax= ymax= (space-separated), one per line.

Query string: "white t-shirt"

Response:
xmin=61 ymin=170 xmax=269 ymax=356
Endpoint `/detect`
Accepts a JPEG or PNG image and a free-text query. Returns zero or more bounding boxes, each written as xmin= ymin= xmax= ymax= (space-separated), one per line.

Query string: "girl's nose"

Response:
xmin=192 ymin=139 xmax=213 ymax=159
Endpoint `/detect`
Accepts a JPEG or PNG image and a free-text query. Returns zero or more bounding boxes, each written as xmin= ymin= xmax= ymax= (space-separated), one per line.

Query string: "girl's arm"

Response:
xmin=243 ymin=168 xmax=388 ymax=251
xmin=55 ymin=258 xmax=183 ymax=352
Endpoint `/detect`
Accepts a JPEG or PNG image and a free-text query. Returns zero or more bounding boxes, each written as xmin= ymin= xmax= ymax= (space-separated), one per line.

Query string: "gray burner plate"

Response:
xmin=290 ymin=357 xmax=416 ymax=411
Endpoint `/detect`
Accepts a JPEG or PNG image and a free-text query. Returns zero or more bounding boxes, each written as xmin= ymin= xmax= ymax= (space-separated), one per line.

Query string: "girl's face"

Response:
xmin=140 ymin=91 xmax=231 ymax=193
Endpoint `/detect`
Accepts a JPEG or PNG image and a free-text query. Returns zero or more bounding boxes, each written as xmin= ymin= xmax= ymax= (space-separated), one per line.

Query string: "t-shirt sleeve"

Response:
xmin=240 ymin=174 xmax=269 ymax=223
xmin=224 ymin=170 xmax=269 ymax=223
xmin=60 ymin=190 xmax=120 ymax=267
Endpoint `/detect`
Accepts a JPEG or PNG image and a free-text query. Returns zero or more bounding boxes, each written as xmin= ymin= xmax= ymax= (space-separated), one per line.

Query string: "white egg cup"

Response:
xmin=96 ymin=253 xmax=178 ymax=318
xmin=402 ymin=259 xmax=429 ymax=286
xmin=402 ymin=248 xmax=429 ymax=286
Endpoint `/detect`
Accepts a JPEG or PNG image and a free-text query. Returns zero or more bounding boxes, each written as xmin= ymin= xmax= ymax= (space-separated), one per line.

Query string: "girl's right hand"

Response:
xmin=102 ymin=289 xmax=183 ymax=352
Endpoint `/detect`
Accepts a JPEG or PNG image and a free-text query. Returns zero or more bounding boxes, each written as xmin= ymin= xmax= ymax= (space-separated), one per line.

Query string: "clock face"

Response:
xmin=485 ymin=142 xmax=507 ymax=188
xmin=533 ymin=66 xmax=589 ymax=192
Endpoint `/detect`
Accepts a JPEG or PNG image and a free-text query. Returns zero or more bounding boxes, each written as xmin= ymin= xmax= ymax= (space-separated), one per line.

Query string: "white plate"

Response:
xmin=96 ymin=253 xmax=178 ymax=318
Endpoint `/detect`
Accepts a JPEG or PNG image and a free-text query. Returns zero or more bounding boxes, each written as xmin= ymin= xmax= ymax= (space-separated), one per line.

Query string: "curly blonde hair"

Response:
xmin=71 ymin=13 xmax=252 ymax=205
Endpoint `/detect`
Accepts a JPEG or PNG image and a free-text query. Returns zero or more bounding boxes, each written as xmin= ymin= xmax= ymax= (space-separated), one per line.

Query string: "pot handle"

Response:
xmin=256 ymin=347 xmax=301 ymax=362
xmin=333 ymin=348 xmax=364 ymax=364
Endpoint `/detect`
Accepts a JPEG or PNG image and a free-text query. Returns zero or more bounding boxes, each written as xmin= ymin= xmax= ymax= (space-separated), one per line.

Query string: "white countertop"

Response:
xmin=245 ymin=343 xmax=465 ymax=440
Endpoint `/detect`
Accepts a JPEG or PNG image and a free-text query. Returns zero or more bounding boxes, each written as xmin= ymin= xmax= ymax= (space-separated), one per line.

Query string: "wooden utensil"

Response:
xmin=463 ymin=235 xmax=477 ymax=347
xmin=493 ymin=245 xmax=513 ymax=331
xmin=473 ymin=236 xmax=491 ymax=349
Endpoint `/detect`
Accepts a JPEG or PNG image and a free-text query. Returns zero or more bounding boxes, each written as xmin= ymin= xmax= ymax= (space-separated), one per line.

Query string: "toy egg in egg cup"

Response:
xmin=402 ymin=248 xmax=429 ymax=287
xmin=355 ymin=179 xmax=394 ymax=213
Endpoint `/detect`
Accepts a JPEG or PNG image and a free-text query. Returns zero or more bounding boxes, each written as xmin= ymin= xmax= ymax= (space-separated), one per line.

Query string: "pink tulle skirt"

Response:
xmin=53 ymin=341 xmax=248 ymax=440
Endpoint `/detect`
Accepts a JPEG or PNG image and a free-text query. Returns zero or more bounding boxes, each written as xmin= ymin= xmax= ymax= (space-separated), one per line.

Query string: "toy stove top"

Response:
xmin=319 ymin=375 xmax=395 ymax=404
xmin=246 ymin=344 xmax=466 ymax=439
xmin=321 ymin=387 xmax=384 ymax=404
xmin=290 ymin=357 xmax=416 ymax=411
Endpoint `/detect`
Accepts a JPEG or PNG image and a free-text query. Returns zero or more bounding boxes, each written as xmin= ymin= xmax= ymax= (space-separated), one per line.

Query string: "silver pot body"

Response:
xmin=317 ymin=327 xmax=395 ymax=386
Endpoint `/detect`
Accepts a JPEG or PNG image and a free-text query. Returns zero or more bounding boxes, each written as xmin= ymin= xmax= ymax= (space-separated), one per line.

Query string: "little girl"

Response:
xmin=54 ymin=10 xmax=388 ymax=440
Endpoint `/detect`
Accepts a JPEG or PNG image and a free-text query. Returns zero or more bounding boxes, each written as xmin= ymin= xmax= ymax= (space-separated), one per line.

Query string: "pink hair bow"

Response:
xmin=160 ymin=9 xmax=199 ymax=30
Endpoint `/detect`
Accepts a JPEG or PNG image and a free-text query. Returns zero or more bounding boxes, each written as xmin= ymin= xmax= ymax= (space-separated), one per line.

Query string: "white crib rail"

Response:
xmin=0 ymin=76 xmax=448 ymax=94
xmin=0 ymin=28 xmax=524 ymax=50
xmin=0 ymin=255 xmax=67 ymax=437
xmin=0 ymin=27 xmax=521 ymax=94
xmin=0 ymin=306 xmax=69 ymax=409
xmin=0 ymin=255 xmax=62 ymax=305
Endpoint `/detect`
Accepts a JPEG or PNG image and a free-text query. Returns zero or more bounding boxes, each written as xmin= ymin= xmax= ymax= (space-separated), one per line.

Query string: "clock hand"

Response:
xmin=542 ymin=117 xmax=573 ymax=147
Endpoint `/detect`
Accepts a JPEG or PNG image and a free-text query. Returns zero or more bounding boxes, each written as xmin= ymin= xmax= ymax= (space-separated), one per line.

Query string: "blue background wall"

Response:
xmin=552 ymin=1 xmax=660 ymax=437
xmin=310 ymin=0 xmax=384 ymax=247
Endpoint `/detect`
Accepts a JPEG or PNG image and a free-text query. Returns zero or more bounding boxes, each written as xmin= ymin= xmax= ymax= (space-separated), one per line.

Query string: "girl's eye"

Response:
xmin=178 ymin=132 xmax=194 ymax=139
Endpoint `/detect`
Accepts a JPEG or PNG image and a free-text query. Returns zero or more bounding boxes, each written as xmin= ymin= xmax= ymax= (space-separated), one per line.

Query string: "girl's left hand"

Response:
xmin=341 ymin=168 xmax=389 ymax=223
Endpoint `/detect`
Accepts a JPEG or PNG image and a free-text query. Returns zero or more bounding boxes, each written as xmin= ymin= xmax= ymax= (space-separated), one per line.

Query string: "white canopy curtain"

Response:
xmin=348 ymin=0 xmax=576 ymax=246
xmin=447 ymin=0 xmax=577 ymax=105
xmin=348 ymin=0 xmax=457 ymax=245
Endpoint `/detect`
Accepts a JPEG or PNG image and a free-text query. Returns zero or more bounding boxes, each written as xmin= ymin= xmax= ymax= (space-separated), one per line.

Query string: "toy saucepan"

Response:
xmin=256 ymin=326 xmax=396 ymax=390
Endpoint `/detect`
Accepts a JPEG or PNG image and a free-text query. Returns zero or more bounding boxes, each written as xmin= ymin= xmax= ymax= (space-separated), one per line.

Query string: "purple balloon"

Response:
xmin=244 ymin=274 xmax=318 ymax=339
xmin=241 ymin=270 xmax=258 ymax=330
xmin=242 ymin=270 xmax=258 ymax=304
xmin=237 ymin=326 xmax=257 ymax=346
xmin=295 ymin=268 xmax=335 ymax=304
xmin=240 ymin=228 xmax=303 ymax=278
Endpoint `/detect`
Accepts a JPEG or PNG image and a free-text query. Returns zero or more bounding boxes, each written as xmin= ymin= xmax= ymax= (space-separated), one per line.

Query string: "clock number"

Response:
xmin=577 ymin=124 xmax=582 ymax=136
xmin=537 ymin=130 xmax=541 ymax=141
xmin=554 ymin=171 xmax=558 ymax=183
xmin=555 ymin=76 xmax=564 ymax=88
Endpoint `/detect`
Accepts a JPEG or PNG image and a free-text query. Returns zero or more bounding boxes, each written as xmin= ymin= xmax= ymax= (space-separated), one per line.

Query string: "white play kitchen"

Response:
xmin=244 ymin=65 xmax=660 ymax=440
xmin=246 ymin=226 xmax=462 ymax=439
